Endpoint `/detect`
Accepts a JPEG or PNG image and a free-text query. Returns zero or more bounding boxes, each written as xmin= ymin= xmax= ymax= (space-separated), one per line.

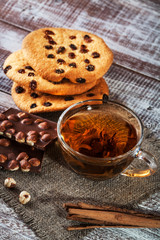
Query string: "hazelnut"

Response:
xmin=5 ymin=128 xmax=15 ymax=138
xmin=1 ymin=120 xmax=13 ymax=129
xmin=20 ymin=159 xmax=31 ymax=172
xmin=17 ymin=112 xmax=29 ymax=119
xmin=19 ymin=191 xmax=31 ymax=204
xmin=26 ymin=135 xmax=38 ymax=146
xmin=34 ymin=119 xmax=43 ymax=124
xmin=15 ymin=131 xmax=26 ymax=143
xmin=8 ymin=160 xmax=19 ymax=171
xmin=0 ymin=138 xmax=11 ymax=147
xmin=41 ymin=133 xmax=51 ymax=142
xmin=16 ymin=152 xmax=29 ymax=161
xmin=0 ymin=154 xmax=7 ymax=163
xmin=7 ymin=114 xmax=19 ymax=122
xmin=28 ymin=158 xmax=41 ymax=167
xmin=8 ymin=153 xmax=16 ymax=161
xmin=21 ymin=118 xmax=33 ymax=125
xmin=38 ymin=122 xmax=50 ymax=130
xmin=4 ymin=177 xmax=16 ymax=188
xmin=0 ymin=113 xmax=7 ymax=121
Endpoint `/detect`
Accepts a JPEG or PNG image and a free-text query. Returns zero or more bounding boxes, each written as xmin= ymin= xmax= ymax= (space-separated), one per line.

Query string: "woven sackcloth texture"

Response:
xmin=0 ymin=65 xmax=160 ymax=240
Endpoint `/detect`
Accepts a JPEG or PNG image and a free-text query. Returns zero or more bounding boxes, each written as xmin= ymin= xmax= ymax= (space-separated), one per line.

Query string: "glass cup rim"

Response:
xmin=57 ymin=99 xmax=144 ymax=161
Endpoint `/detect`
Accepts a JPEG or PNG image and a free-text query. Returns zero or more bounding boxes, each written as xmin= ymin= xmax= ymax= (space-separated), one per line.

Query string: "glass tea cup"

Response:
xmin=57 ymin=99 xmax=158 ymax=180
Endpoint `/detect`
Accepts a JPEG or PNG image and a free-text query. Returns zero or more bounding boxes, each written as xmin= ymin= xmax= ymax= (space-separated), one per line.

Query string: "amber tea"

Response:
xmin=58 ymin=100 xmax=157 ymax=180
xmin=61 ymin=110 xmax=137 ymax=158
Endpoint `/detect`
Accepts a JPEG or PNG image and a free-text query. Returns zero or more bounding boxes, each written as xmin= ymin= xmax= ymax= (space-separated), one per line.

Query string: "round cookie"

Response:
xmin=3 ymin=50 xmax=98 ymax=96
xmin=22 ymin=28 xmax=113 ymax=84
xmin=11 ymin=78 xmax=109 ymax=113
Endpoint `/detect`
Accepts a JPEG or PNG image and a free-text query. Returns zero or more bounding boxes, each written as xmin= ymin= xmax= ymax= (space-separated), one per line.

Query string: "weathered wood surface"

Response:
xmin=0 ymin=0 xmax=160 ymax=80
xmin=0 ymin=0 xmax=160 ymax=239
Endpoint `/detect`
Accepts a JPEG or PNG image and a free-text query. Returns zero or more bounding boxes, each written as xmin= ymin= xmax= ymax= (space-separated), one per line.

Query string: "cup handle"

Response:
xmin=121 ymin=149 xmax=158 ymax=177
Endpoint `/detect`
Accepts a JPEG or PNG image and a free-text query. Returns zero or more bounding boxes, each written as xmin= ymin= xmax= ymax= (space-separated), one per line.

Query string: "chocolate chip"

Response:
xmin=15 ymin=86 xmax=25 ymax=94
xmin=102 ymin=94 xmax=109 ymax=103
xmin=25 ymin=66 xmax=34 ymax=71
xmin=4 ymin=65 xmax=12 ymax=74
xmin=57 ymin=59 xmax=65 ymax=64
xmin=86 ymin=93 xmax=95 ymax=97
xmin=47 ymin=54 xmax=55 ymax=58
xmin=68 ymin=52 xmax=76 ymax=59
xmin=49 ymin=39 xmax=57 ymax=45
xmin=64 ymin=96 xmax=74 ymax=101
xmin=44 ymin=35 xmax=53 ymax=41
xmin=30 ymin=93 xmax=39 ymax=98
xmin=44 ymin=45 xmax=53 ymax=49
xmin=43 ymin=102 xmax=52 ymax=107
xmin=76 ymin=78 xmax=86 ymax=83
xmin=30 ymin=103 xmax=37 ymax=109
xmin=92 ymin=52 xmax=100 ymax=58
xmin=84 ymin=59 xmax=90 ymax=63
xmin=69 ymin=44 xmax=77 ymax=50
xmin=29 ymin=80 xmax=37 ymax=90
xmin=69 ymin=35 xmax=76 ymax=39
xmin=28 ymin=72 xmax=35 ymax=77
xmin=84 ymin=34 xmax=93 ymax=43
xmin=86 ymin=64 xmax=95 ymax=71
xmin=18 ymin=69 xmax=25 ymax=74
xmin=80 ymin=45 xmax=89 ymax=53
xmin=69 ymin=62 xmax=77 ymax=68
xmin=57 ymin=46 xmax=66 ymax=54
xmin=55 ymin=69 xmax=65 ymax=74
xmin=45 ymin=30 xmax=55 ymax=35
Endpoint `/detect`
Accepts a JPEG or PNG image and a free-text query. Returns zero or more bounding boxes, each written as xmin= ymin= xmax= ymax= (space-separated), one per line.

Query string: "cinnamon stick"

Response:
xmin=64 ymin=202 xmax=160 ymax=229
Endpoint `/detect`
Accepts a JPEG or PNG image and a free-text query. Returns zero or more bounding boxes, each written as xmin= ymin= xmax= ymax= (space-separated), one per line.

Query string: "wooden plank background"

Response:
xmin=0 ymin=0 xmax=160 ymax=239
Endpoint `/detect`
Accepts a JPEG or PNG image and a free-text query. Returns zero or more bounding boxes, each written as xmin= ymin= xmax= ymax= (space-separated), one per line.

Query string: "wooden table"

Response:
xmin=0 ymin=0 xmax=160 ymax=239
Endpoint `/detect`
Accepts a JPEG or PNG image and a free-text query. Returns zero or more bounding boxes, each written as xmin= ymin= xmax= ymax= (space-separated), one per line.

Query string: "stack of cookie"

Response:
xmin=3 ymin=28 xmax=113 ymax=113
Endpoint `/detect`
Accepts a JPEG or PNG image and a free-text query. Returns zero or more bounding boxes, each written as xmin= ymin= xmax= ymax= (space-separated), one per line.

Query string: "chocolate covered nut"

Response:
xmin=41 ymin=133 xmax=51 ymax=142
xmin=26 ymin=135 xmax=38 ymax=146
xmin=8 ymin=153 xmax=16 ymax=161
xmin=5 ymin=128 xmax=15 ymax=138
xmin=0 ymin=113 xmax=7 ymax=121
xmin=38 ymin=122 xmax=50 ymax=130
xmin=20 ymin=159 xmax=31 ymax=172
xmin=7 ymin=114 xmax=19 ymax=122
xmin=17 ymin=112 xmax=29 ymax=119
xmin=0 ymin=125 xmax=5 ymax=135
xmin=1 ymin=120 xmax=13 ymax=129
xmin=4 ymin=177 xmax=16 ymax=188
xmin=28 ymin=158 xmax=40 ymax=167
xmin=0 ymin=154 xmax=7 ymax=163
xmin=0 ymin=138 xmax=10 ymax=147
xmin=8 ymin=160 xmax=19 ymax=171
xmin=16 ymin=152 xmax=29 ymax=161
xmin=39 ymin=131 xmax=47 ymax=136
xmin=15 ymin=131 xmax=26 ymax=143
xmin=34 ymin=119 xmax=44 ymax=124
xmin=21 ymin=118 xmax=33 ymax=125
xmin=27 ymin=130 xmax=39 ymax=136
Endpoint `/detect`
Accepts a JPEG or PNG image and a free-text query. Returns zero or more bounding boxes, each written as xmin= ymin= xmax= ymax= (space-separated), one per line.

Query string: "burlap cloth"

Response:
xmin=0 ymin=66 xmax=160 ymax=239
